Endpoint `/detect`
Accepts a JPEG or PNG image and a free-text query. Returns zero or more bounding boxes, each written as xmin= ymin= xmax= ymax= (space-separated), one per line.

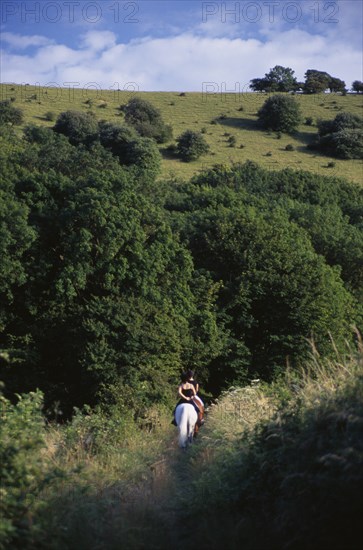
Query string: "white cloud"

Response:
xmin=1 ymin=32 xmax=54 ymax=49
xmin=1 ymin=28 xmax=362 ymax=91
xmin=80 ymin=30 xmax=117 ymax=51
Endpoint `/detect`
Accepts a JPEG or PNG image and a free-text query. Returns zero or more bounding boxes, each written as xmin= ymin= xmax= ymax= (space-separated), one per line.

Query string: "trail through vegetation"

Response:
xmin=1 ymin=85 xmax=362 ymax=549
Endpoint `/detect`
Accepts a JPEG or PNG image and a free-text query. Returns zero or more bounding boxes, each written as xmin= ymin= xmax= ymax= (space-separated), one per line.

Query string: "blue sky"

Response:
xmin=1 ymin=1 xmax=362 ymax=91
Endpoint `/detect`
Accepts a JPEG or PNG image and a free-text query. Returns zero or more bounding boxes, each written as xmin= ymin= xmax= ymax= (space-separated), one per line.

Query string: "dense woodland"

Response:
xmin=0 ymin=108 xmax=362 ymax=416
xmin=0 ymin=96 xmax=363 ymax=548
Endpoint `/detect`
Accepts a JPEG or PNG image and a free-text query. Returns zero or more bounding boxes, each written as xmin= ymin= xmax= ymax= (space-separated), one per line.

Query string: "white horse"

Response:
xmin=175 ymin=403 xmax=198 ymax=448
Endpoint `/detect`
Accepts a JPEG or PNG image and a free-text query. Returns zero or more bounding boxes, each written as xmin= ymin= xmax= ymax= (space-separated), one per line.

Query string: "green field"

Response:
xmin=1 ymin=83 xmax=362 ymax=184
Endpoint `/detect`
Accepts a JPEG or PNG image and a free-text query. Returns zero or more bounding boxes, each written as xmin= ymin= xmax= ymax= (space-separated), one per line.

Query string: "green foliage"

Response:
xmin=176 ymin=130 xmax=210 ymax=161
xmin=257 ymin=94 xmax=302 ymax=133
xmin=53 ymin=110 xmax=99 ymax=146
xmin=0 ymin=100 xmax=23 ymax=125
xmin=0 ymin=390 xmax=52 ymax=549
xmin=304 ymin=69 xmax=331 ymax=93
xmin=0 ymin=130 xmax=215 ymax=412
xmin=0 ymin=118 xmax=361 ymax=415
xmin=352 ymin=80 xmax=363 ymax=93
xmin=250 ymin=65 xmax=300 ymax=92
xmin=98 ymin=120 xmax=161 ymax=178
xmin=123 ymin=97 xmax=173 ymax=143
xmin=303 ymin=70 xmax=346 ymax=94
xmin=227 ymin=135 xmax=237 ymax=147
xmin=0 ymin=187 xmax=36 ymax=332
xmin=328 ymin=76 xmax=346 ymax=93
xmin=185 ymin=346 xmax=363 ymax=550
xmin=314 ymin=112 xmax=363 ymax=159
xmin=166 ymin=162 xmax=360 ymax=387
xmin=98 ymin=120 xmax=137 ymax=159
xmin=44 ymin=111 xmax=56 ymax=121
xmin=318 ymin=112 xmax=362 ymax=135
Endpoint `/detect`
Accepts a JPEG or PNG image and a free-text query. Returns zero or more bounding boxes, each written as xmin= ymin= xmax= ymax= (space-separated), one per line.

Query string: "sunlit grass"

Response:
xmin=1 ymin=83 xmax=362 ymax=184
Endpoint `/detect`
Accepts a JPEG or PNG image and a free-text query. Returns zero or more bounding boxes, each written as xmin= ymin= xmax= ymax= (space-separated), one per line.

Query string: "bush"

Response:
xmin=257 ymin=94 xmax=302 ymax=133
xmin=44 ymin=111 xmax=56 ymax=121
xmin=123 ymin=97 xmax=173 ymax=143
xmin=228 ymin=136 xmax=237 ymax=147
xmin=285 ymin=143 xmax=295 ymax=151
xmin=0 ymin=100 xmax=24 ymax=125
xmin=98 ymin=121 xmax=138 ymax=161
xmin=0 ymin=390 xmax=54 ymax=548
xmin=98 ymin=121 xmax=161 ymax=176
xmin=53 ymin=110 xmax=99 ymax=146
xmin=318 ymin=112 xmax=362 ymax=136
xmin=176 ymin=130 xmax=210 ymax=161
xmin=183 ymin=346 xmax=363 ymax=550
xmin=315 ymin=113 xmax=363 ymax=159
xmin=305 ymin=116 xmax=314 ymax=126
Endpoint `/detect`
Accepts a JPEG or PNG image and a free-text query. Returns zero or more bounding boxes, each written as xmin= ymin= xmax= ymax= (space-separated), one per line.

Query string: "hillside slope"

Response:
xmin=1 ymin=84 xmax=362 ymax=184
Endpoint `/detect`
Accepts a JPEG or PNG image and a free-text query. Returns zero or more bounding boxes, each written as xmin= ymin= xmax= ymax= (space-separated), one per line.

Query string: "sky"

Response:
xmin=0 ymin=0 xmax=362 ymax=92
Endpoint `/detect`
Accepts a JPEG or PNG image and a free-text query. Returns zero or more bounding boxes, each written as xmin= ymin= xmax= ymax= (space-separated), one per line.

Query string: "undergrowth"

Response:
xmin=183 ymin=337 xmax=363 ymax=550
xmin=1 ymin=338 xmax=362 ymax=549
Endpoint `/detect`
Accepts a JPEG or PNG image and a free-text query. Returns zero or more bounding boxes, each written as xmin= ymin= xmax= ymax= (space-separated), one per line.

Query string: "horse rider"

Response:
xmin=186 ymin=369 xmax=205 ymax=426
xmin=172 ymin=371 xmax=204 ymax=427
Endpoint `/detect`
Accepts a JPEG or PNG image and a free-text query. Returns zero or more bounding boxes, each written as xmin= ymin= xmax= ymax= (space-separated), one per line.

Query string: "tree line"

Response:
xmin=250 ymin=65 xmax=363 ymax=94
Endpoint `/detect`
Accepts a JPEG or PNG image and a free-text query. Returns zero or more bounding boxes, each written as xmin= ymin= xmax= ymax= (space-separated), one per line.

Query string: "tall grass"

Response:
xmin=2 ymin=338 xmax=362 ymax=549
xmin=182 ymin=336 xmax=363 ymax=549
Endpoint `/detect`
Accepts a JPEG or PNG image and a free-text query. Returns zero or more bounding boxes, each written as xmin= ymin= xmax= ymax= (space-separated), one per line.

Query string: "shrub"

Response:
xmin=318 ymin=112 xmax=362 ymax=136
xmin=44 ymin=111 xmax=56 ymax=121
xmin=123 ymin=97 xmax=173 ymax=143
xmin=305 ymin=116 xmax=314 ymax=126
xmin=176 ymin=130 xmax=210 ymax=161
xmin=186 ymin=348 xmax=363 ymax=550
xmin=98 ymin=120 xmax=138 ymax=160
xmin=315 ymin=113 xmax=363 ymax=159
xmin=0 ymin=100 xmax=24 ymax=125
xmin=53 ymin=110 xmax=99 ymax=146
xmin=285 ymin=143 xmax=295 ymax=151
xmin=257 ymin=95 xmax=302 ymax=133
xmin=0 ymin=390 xmax=54 ymax=548
xmin=228 ymin=136 xmax=237 ymax=147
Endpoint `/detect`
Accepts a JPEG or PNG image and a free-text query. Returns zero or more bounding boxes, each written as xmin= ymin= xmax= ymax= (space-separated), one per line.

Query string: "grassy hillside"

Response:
xmin=1 ymin=83 xmax=362 ymax=184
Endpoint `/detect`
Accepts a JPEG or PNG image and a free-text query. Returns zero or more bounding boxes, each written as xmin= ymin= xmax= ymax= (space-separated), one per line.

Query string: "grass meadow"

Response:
xmin=1 ymin=83 xmax=362 ymax=184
